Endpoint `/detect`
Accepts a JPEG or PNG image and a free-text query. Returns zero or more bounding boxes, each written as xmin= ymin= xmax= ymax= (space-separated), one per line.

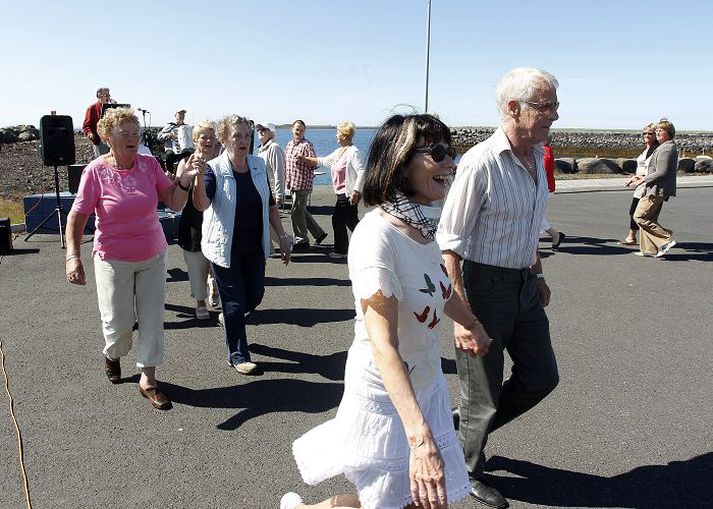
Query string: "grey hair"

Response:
xmin=495 ymin=68 xmax=559 ymax=123
xmin=217 ymin=115 xmax=251 ymax=142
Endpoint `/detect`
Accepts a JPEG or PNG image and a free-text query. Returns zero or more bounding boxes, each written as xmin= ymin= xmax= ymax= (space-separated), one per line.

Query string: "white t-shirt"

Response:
xmin=348 ymin=209 xmax=451 ymax=391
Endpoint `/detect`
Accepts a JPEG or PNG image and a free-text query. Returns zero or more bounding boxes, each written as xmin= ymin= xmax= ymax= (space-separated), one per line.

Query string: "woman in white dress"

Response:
xmin=281 ymin=114 xmax=493 ymax=509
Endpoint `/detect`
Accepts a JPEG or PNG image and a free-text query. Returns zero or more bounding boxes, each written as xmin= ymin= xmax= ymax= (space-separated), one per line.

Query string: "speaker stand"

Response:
xmin=24 ymin=166 xmax=67 ymax=248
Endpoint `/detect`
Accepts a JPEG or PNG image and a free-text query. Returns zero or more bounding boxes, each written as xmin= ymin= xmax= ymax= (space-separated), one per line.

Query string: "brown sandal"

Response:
xmin=104 ymin=357 xmax=121 ymax=384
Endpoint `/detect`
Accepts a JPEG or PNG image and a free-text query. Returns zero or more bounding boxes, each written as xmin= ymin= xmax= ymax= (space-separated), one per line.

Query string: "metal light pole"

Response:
xmin=424 ymin=0 xmax=432 ymax=113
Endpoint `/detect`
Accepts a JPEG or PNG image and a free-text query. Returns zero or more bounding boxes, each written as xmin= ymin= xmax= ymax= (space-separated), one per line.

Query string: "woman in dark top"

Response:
xmin=176 ymin=121 xmax=217 ymax=319
xmin=192 ymin=115 xmax=292 ymax=374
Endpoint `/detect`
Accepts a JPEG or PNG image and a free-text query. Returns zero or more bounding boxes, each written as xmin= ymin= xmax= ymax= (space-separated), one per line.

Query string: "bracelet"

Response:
xmin=65 ymin=254 xmax=80 ymax=262
xmin=279 ymin=233 xmax=290 ymax=240
xmin=535 ymin=273 xmax=545 ymax=279
xmin=177 ymin=180 xmax=190 ymax=192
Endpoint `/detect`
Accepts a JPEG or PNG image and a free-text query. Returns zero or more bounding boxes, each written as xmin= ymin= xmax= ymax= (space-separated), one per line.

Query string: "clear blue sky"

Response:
xmin=2 ymin=0 xmax=711 ymax=131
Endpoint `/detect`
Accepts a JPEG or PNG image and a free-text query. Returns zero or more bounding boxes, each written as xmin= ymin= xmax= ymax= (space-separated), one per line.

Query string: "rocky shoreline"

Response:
xmin=2 ymin=125 xmax=713 ymax=201
xmin=452 ymin=127 xmax=713 ymax=155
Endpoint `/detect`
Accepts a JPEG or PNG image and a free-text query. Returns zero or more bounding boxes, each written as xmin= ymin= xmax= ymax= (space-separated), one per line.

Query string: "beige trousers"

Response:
xmin=94 ymin=252 xmax=166 ymax=367
xmin=633 ymin=195 xmax=673 ymax=254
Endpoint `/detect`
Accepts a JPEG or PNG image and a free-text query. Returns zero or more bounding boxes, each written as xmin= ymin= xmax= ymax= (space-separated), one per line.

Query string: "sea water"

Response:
xmin=257 ymin=127 xmax=376 ymax=186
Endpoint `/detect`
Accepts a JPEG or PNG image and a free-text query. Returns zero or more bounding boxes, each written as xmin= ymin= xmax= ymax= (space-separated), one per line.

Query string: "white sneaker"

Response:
xmin=233 ymin=361 xmax=257 ymax=374
xmin=655 ymin=240 xmax=677 ymax=258
xmin=195 ymin=306 xmax=210 ymax=320
xmin=280 ymin=492 xmax=303 ymax=509
xmin=218 ymin=312 xmax=224 ymax=327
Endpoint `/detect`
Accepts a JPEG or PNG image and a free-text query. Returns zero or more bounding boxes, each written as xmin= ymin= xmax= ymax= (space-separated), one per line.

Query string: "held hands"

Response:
xmin=626 ymin=175 xmax=644 ymax=188
xmin=65 ymin=259 xmax=86 ymax=286
xmin=454 ymin=321 xmax=492 ymax=357
xmin=182 ymin=153 xmax=207 ymax=184
xmin=409 ymin=429 xmax=448 ymax=509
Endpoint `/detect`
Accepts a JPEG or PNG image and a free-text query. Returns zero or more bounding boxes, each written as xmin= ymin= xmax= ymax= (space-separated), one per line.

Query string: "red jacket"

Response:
xmin=82 ymin=101 xmax=103 ymax=145
xmin=544 ymin=145 xmax=555 ymax=193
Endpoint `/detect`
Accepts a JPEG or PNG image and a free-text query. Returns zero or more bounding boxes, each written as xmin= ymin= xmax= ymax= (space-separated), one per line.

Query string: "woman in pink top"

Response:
xmin=65 ymin=108 xmax=203 ymax=410
xmin=299 ymin=121 xmax=365 ymax=260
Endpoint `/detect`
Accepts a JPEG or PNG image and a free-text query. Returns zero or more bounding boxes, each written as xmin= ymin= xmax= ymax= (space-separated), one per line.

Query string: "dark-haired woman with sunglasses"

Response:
xmin=620 ymin=123 xmax=659 ymax=245
xmin=298 ymin=121 xmax=365 ymax=259
xmin=281 ymin=114 xmax=492 ymax=509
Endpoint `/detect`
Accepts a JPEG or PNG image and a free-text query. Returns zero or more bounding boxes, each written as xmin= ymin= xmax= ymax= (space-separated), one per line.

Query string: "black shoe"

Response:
xmin=292 ymin=241 xmax=310 ymax=252
xmin=470 ymin=478 xmax=508 ymax=509
xmin=552 ymin=231 xmax=565 ymax=250
xmin=315 ymin=232 xmax=328 ymax=245
xmin=452 ymin=407 xmax=460 ymax=430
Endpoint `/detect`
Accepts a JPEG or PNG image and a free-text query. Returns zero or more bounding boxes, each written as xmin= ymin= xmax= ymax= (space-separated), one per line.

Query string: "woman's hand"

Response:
xmin=278 ymin=235 xmax=292 ymax=265
xmin=65 ymin=258 xmax=86 ymax=286
xmin=296 ymin=154 xmax=307 ymax=163
xmin=454 ymin=321 xmax=492 ymax=357
xmin=181 ymin=153 xmax=207 ymax=186
xmin=409 ymin=433 xmax=448 ymax=509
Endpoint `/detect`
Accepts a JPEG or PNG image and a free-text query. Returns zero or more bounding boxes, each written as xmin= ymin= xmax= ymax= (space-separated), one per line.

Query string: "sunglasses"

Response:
xmin=643 ymin=132 xmax=654 ymax=136
xmin=415 ymin=144 xmax=457 ymax=162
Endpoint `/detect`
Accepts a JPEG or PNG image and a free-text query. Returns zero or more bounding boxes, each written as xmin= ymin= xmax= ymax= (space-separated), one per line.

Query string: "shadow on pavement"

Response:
xmin=484 ymin=452 xmax=713 ymax=508
xmin=161 ymin=378 xmax=344 ymax=430
xmin=249 ymin=343 xmax=347 ymax=380
xmin=658 ymin=242 xmax=713 ymax=262
xmin=252 ymin=307 xmax=354 ymax=327
xmin=1 ymin=248 xmax=40 ymax=255
xmin=265 ymin=276 xmax=351 ymax=287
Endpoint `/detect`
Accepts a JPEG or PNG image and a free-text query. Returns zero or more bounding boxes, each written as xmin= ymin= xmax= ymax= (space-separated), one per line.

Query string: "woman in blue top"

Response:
xmin=192 ymin=115 xmax=292 ymax=374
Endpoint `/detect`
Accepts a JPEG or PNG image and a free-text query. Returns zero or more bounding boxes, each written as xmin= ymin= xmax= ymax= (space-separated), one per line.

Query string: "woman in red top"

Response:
xmin=541 ymin=138 xmax=565 ymax=249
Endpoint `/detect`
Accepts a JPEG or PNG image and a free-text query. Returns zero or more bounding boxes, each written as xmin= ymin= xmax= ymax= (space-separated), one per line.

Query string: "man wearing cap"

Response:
xmin=82 ymin=87 xmax=112 ymax=157
xmin=158 ymin=108 xmax=194 ymax=174
xmin=255 ymin=122 xmax=285 ymax=206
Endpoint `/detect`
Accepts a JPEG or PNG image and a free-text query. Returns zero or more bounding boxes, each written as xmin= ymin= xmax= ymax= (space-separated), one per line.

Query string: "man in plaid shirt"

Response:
xmin=285 ymin=120 xmax=327 ymax=249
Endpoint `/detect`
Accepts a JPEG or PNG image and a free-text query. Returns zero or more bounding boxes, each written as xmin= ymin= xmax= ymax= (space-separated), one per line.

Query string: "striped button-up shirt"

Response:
xmin=285 ymin=138 xmax=317 ymax=192
xmin=437 ymin=127 xmax=549 ymax=269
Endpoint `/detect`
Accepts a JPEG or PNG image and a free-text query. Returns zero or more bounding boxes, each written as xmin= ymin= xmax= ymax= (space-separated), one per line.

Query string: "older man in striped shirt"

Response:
xmin=437 ymin=67 xmax=561 ymax=509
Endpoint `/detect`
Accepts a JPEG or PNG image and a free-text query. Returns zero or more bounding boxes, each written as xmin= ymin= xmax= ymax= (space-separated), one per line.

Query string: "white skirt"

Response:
xmin=292 ymin=361 xmax=470 ymax=509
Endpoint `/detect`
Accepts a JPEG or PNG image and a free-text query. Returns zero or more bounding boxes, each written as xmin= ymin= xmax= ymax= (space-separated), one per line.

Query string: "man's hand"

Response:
xmin=536 ymin=278 xmax=551 ymax=307
xmin=349 ymin=190 xmax=361 ymax=206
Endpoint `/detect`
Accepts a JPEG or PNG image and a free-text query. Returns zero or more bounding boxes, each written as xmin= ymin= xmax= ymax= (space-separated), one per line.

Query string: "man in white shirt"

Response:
xmin=158 ymin=108 xmax=193 ymax=174
xmin=437 ymin=67 xmax=561 ymax=509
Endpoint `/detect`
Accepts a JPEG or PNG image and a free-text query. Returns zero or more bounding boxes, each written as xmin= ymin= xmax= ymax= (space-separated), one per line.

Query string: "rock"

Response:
xmin=576 ymin=157 xmax=621 ymax=174
xmin=0 ymin=129 xmax=17 ymax=143
xmin=554 ymin=158 xmax=576 ymax=174
xmin=676 ymin=158 xmax=696 ymax=174
xmin=693 ymin=157 xmax=713 ymax=173
xmin=17 ymin=131 xmax=38 ymax=142
xmin=618 ymin=158 xmax=638 ymax=173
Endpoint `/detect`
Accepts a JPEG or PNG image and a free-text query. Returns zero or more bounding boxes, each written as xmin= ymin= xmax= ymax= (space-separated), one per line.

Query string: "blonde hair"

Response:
xmin=216 ymin=115 xmax=251 ymax=142
xmin=337 ymin=121 xmax=356 ymax=140
xmin=97 ymin=107 xmax=139 ymax=140
xmin=193 ymin=121 xmax=216 ymax=142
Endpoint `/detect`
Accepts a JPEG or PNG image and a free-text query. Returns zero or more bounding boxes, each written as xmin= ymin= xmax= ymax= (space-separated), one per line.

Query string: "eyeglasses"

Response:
xmin=522 ymin=101 xmax=560 ymax=113
xmin=642 ymin=132 xmax=654 ymax=136
xmin=415 ymin=144 xmax=456 ymax=163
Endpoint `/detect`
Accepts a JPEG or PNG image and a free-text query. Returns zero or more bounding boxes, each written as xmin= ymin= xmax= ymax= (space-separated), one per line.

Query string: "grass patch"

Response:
xmin=0 ymin=197 xmax=25 ymax=224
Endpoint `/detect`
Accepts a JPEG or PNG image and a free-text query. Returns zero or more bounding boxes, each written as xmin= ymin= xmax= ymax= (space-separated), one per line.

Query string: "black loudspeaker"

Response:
xmin=68 ymin=164 xmax=86 ymax=194
xmin=39 ymin=115 xmax=76 ymax=166
xmin=0 ymin=217 xmax=12 ymax=254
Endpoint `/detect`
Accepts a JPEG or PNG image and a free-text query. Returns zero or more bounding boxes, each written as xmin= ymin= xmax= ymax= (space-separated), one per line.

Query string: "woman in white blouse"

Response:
xmin=299 ymin=121 xmax=364 ymax=259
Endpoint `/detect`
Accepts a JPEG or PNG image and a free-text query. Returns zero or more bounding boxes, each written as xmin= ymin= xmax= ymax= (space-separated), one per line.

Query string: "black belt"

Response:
xmin=466 ymin=261 xmax=532 ymax=283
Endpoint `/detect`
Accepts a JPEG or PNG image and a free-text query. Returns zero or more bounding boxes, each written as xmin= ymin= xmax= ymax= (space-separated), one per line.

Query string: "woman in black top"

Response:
xmin=176 ymin=122 xmax=217 ymax=319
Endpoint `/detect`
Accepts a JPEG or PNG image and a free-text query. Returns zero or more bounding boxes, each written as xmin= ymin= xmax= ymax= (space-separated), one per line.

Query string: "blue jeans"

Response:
xmin=211 ymin=246 xmax=266 ymax=365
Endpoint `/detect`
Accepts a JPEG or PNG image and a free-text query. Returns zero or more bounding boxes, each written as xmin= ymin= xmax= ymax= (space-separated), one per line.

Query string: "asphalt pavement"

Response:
xmin=1 ymin=182 xmax=712 ymax=509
